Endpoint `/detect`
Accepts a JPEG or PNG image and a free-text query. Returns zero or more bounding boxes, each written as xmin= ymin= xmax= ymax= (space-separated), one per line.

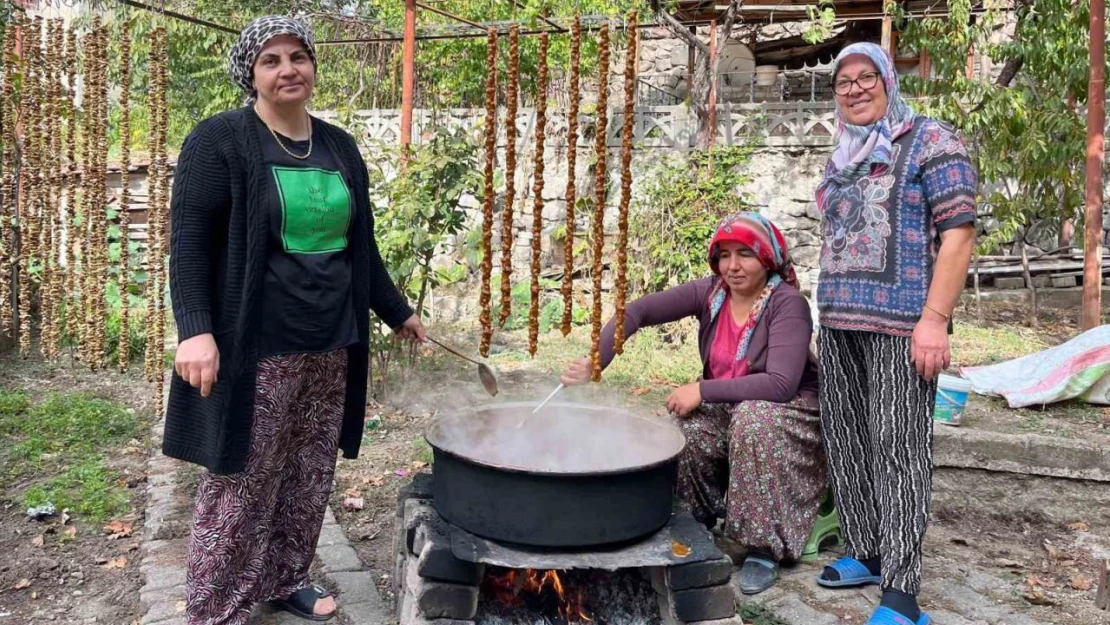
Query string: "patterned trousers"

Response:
xmin=185 ymin=349 xmax=348 ymax=625
xmin=818 ymin=329 xmax=937 ymax=596
xmin=675 ymin=398 xmax=826 ymax=562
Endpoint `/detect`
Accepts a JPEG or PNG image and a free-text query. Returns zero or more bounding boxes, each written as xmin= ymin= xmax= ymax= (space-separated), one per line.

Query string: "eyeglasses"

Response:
xmin=833 ymin=72 xmax=881 ymax=96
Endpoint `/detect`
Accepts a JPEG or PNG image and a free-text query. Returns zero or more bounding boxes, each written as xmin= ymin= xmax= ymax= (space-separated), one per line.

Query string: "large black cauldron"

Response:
xmin=424 ymin=402 xmax=686 ymax=548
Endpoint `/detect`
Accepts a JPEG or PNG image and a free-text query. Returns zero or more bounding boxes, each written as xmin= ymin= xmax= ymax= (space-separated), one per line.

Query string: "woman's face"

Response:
xmin=252 ymin=35 xmax=315 ymax=107
xmin=717 ymin=241 xmax=769 ymax=297
xmin=834 ymin=54 xmax=888 ymax=126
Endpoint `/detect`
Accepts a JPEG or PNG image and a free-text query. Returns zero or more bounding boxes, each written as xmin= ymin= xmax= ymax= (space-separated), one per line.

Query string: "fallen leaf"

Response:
xmin=367 ymin=476 xmax=385 ymax=487
xmin=31 ymin=591 xmax=38 ymax=600
xmin=126 ymin=542 xmax=140 ymax=552
xmin=1069 ymin=574 xmax=1094 ymax=591
xmin=1022 ymin=587 xmax=1056 ymax=606
xmin=1068 ymin=521 xmax=1090 ymax=532
xmin=103 ymin=521 xmax=133 ymax=539
xmin=412 ymin=461 xmax=429 ymax=470
xmin=995 ymin=558 xmax=1023 ymax=569
xmin=63 ymin=527 xmax=77 ymax=539
xmin=14 ymin=578 xmax=31 ymax=590
xmin=31 ymin=535 xmax=44 ymax=548
xmin=342 ymin=497 xmax=365 ymax=511
xmin=1043 ymin=539 xmax=1060 ymax=562
xmin=102 ymin=557 xmax=128 ymax=569
xmin=631 ymin=387 xmax=651 ymax=396
xmin=344 ymin=487 xmax=361 ymax=498
xmin=671 ymin=541 xmax=692 ymax=558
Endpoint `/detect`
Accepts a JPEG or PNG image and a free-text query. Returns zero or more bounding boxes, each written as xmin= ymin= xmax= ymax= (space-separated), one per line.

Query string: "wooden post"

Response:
xmin=1083 ymin=0 xmax=1105 ymax=330
xmin=966 ymin=44 xmax=976 ymax=79
xmin=707 ymin=19 xmax=717 ymax=150
xmin=881 ymin=15 xmax=893 ymax=57
xmin=686 ymin=25 xmax=696 ymax=98
xmin=400 ymin=0 xmax=417 ymax=162
xmin=920 ymin=48 xmax=931 ymax=79
xmin=1097 ymin=559 xmax=1109 ymax=610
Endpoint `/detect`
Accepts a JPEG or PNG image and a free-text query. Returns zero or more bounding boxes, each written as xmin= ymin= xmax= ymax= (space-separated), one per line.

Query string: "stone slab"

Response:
xmin=317 ymin=543 xmax=364 ymax=574
xmin=933 ymin=424 xmax=1110 ymax=482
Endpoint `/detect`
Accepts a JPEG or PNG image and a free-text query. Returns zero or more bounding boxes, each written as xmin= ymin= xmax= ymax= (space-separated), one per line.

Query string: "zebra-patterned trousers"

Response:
xmin=185 ymin=349 xmax=348 ymax=625
xmin=818 ymin=328 xmax=936 ymax=596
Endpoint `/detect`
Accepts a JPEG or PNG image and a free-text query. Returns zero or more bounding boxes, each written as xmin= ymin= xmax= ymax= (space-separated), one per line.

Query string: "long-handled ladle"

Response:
xmin=425 ymin=336 xmax=499 ymax=397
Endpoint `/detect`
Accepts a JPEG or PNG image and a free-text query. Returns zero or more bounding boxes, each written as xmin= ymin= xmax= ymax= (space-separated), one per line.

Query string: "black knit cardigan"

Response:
xmin=164 ymin=107 xmax=413 ymax=474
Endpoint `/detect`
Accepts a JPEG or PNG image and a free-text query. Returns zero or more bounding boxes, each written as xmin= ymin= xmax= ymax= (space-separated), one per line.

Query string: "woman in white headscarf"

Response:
xmin=813 ymin=42 xmax=977 ymax=625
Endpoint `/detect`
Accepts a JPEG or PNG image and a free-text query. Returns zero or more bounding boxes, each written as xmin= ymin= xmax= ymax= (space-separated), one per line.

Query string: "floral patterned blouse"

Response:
xmin=816 ymin=116 xmax=978 ymax=337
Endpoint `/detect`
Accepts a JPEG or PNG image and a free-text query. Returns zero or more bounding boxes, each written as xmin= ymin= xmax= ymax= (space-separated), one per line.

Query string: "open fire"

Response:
xmin=482 ymin=567 xmax=593 ymax=623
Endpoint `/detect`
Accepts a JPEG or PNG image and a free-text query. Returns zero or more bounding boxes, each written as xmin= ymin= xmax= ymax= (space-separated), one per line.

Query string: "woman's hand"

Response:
xmin=394 ymin=314 xmax=427 ymax=343
xmin=175 ymin=333 xmax=220 ymax=398
xmin=560 ymin=357 xmax=594 ymax=386
xmin=911 ymin=314 xmax=950 ymax=381
xmin=666 ymin=383 xmax=702 ymax=417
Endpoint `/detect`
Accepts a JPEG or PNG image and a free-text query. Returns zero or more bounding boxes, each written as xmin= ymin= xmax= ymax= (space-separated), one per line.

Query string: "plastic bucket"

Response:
xmin=934 ymin=374 xmax=973 ymax=426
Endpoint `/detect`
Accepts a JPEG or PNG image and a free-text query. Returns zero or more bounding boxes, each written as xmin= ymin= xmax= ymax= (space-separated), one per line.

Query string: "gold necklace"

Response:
xmin=255 ymin=105 xmax=313 ymax=160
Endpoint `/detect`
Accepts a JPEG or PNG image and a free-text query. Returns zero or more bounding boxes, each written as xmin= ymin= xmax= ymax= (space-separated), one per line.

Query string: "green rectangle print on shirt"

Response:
xmin=271 ymin=166 xmax=352 ymax=254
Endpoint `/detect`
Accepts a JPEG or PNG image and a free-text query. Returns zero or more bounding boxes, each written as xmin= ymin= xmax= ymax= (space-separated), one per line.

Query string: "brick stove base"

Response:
xmin=393 ymin=474 xmax=743 ymax=625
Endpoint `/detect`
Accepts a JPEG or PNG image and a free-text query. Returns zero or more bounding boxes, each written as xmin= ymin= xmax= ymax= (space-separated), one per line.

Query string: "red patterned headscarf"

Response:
xmin=707 ymin=212 xmax=798 ymax=288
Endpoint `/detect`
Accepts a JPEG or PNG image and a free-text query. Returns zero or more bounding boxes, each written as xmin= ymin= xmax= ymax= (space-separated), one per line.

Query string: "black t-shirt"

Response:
xmin=256 ymin=116 xmax=358 ymax=357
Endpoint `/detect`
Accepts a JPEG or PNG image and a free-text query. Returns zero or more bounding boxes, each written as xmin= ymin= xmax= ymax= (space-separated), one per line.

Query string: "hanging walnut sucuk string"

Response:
xmin=0 ymin=21 xmax=18 ymax=336
xmin=146 ymin=25 xmax=171 ymax=414
xmin=477 ymin=28 xmax=498 ymax=358
xmin=117 ymin=17 xmax=133 ymax=371
xmin=76 ymin=28 xmax=97 ymax=360
xmin=589 ymin=23 xmax=611 ymax=382
xmin=527 ymin=31 xmax=550 ymax=358
xmin=614 ymin=11 xmax=638 ymax=356
xmin=496 ymin=25 xmax=520 ymax=329
xmin=53 ymin=23 xmax=76 ymax=355
xmin=560 ymin=16 xmax=582 ymax=338
xmin=16 ymin=18 xmax=45 ymax=356
xmin=88 ymin=22 xmax=112 ymax=370
xmin=42 ymin=19 xmax=65 ymax=360
xmin=63 ymin=26 xmax=78 ymax=319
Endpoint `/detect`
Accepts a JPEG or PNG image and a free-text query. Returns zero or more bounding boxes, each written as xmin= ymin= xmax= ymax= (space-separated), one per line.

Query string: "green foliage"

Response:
xmin=630 ymin=146 xmax=756 ymax=293
xmin=803 ymin=0 xmax=838 ymax=45
xmin=493 ymin=278 xmax=590 ymax=334
xmin=23 ymin=462 xmax=132 ymax=522
xmin=365 ymin=125 xmax=482 ymax=391
xmin=370 ymin=125 xmax=482 ymax=307
xmin=1 ymin=390 xmax=141 ymax=522
xmin=896 ymin=0 xmax=1103 ymax=253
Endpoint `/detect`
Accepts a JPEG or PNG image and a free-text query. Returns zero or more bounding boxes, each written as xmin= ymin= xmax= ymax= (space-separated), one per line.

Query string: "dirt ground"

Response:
xmin=0 ymin=358 xmax=155 ymax=625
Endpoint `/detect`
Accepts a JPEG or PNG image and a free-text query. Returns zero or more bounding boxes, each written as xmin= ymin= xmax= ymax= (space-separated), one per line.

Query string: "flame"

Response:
xmin=483 ymin=568 xmax=592 ymax=622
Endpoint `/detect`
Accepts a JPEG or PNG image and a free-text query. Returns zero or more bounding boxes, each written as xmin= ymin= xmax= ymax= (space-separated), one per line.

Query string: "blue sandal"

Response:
xmin=865 ymin=607 xmax=930 ymax=625
xmin=816 ymin=556 xmax=882 ymax=588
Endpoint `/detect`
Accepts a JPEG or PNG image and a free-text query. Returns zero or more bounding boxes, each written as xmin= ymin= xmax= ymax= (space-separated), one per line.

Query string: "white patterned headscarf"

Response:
xmin=816 ymin=42 xmax=916 ymax=212
xmin=228 ymin=15 xmax=317 ymax=105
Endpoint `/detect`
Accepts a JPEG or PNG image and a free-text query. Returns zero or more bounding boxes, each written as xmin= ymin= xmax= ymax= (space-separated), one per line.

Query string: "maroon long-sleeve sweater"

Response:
xmin=599 ymin=276 xmax=820 ymax=406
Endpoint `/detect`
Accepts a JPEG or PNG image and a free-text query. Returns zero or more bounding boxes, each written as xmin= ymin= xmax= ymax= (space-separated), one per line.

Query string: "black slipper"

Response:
xmin=270 ymin=585 xmax=337 ymax=622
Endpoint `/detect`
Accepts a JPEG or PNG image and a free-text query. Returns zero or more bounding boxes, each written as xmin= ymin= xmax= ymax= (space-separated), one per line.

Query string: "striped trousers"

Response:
xmin=818 ymin=328 xmax=936 ymax=596
xmin=185 ymin=350 xmax=348 ymax=625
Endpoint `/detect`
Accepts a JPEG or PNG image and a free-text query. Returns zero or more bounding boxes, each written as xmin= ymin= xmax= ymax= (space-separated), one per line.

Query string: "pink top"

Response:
xmin=708 ymin=297 xmax=750 ymax=380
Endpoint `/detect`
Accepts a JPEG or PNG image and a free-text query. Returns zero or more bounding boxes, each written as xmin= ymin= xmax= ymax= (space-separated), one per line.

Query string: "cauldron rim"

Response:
xmin=424 ymin=401 xmax=686 ymax=477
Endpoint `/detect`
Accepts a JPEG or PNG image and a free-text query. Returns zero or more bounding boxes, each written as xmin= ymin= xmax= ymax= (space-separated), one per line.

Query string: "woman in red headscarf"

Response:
xmin=562 ymin=212 xmax=826 ymax=595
